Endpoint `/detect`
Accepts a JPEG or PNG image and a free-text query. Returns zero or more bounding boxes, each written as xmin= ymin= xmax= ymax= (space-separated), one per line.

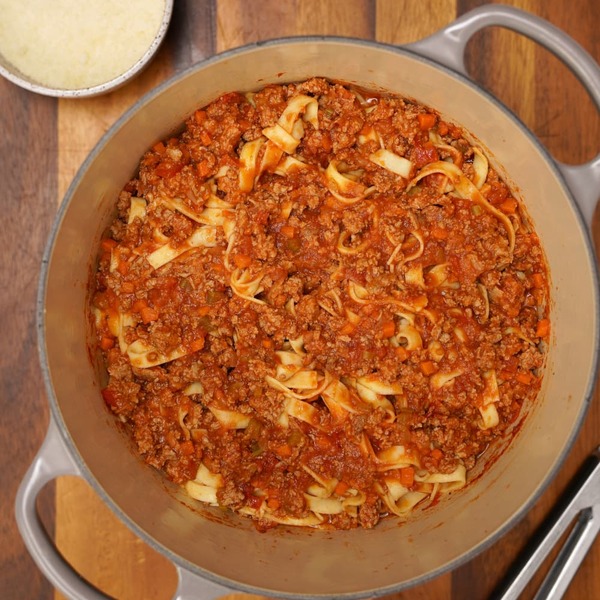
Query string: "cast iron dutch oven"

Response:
xmin=15 ymin=5 xmax=600 ymax=599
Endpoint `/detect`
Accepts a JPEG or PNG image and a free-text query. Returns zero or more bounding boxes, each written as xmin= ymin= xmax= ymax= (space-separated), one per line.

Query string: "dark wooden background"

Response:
xmin=1 ymin=1 xmax=599 ymax=599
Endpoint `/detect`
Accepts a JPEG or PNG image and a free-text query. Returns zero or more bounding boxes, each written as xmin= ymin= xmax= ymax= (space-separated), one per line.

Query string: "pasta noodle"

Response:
xmin=92 ymin=78 xmax=550 ymax=531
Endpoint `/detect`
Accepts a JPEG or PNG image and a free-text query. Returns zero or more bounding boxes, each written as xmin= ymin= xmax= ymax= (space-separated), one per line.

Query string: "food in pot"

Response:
xmin=91 ymin=78 xmax=550 ymax=530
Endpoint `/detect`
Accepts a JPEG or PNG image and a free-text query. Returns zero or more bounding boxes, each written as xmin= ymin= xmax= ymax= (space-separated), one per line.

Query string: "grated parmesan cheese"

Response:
xmin=0 ymin=0 xmax=166 ymax=90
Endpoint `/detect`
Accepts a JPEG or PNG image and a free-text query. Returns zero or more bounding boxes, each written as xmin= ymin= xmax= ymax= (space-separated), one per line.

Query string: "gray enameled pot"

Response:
xmin=16 ymin=5 xmax=600 ymax=599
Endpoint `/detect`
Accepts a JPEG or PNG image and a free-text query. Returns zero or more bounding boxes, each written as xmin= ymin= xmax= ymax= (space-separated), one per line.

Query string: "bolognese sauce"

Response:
xmin=92 ymin=78 xmax=549 ymax=530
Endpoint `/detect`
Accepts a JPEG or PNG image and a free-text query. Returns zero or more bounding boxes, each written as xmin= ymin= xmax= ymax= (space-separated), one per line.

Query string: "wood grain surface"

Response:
xmin=1 ymin=1 xmax=599 ymax=599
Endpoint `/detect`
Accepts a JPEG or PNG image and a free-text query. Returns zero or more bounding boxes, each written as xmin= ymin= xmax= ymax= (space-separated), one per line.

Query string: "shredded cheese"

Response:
xmin=0 ymin=0 xmax=166 ymax=90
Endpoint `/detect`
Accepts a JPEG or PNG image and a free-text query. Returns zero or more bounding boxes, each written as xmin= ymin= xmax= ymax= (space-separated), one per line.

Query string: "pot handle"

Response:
xmin=16 ymin=417 xmax=235 ymax=600
xmin=173 ymin=566 xmax=236 ymax=600
xmin=406 ymin=4 xmax=600 ymax=227
xmin=14 ymin=417 xmax=111 ymax=600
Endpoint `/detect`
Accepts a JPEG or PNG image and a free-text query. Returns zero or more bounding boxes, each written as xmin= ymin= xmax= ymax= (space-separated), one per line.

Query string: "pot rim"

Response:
xmin=36 ymin=35 xmax=600 ymax=598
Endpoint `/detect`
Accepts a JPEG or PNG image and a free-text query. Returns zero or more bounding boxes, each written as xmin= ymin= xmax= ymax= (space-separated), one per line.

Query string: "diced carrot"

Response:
xmin=394 ymin=346 xmax=409 ymax=361
xmin=499 ymin=198 xmax=518 ymax=214
xmin=196 ymin=161 xmax=212 ymax=178
xmin=267 ymin=497 xmax=280 ymax=510
xmin=189 ymin=337 xmax=205 ymax=352
xmin=121 ymin=281 xmax=135 ymax=294
xmin=418 ymin=113 xmax=437 ymax=131
xmin=179 ymin=440 xmax=195 ymax=456
xmin=280 ymin=225 xmax=296 ymax=238
xmin=274 ymin=443 xmax=292 ymax=458
xmin=152 ymin=141 xmax=166 ymax=154
xmin=437 ymin=121 xmax=449 ymax=136
xmin=400 ymin=466 xmax=415 ymax=487
xmin=116 ymin=260 xmax=129 ymax=276
xmin=448 ymin=124 xmax=463 ymax=139
xmin=536 ymin=318 xmax=550 ymax=338
xmin=194 ymin=110 xmax=207 ymax=125
xmin=99 ymin=336 xmax=115 ymax=351
xmin=100 ymin=238 xmax=118 ymax=252
xmin=132 ymin=298 xmax=148 ymax=313
xmin=531 ymin=273 xmax=545 ymax=288
xmin=516 ymin=372 xmax=534 ymax=385
xmin=238 ymin=119 xmax=252 ymax=131
xmin=359 ymin=124 xmax=375 ymax=137
xmin=140 ymin=306 xmax=159 ymax=324
xmin=420 ymin=360 xmax=437 ymax=376
xmin=315 ymin=435 xmax=333 ymax=450
xmin=334 ymin=480 xmax=350 ymax=496
xmin=339 ymin=322 xmax=355 ymax=335
xmin=233 ymin=253 xmax=252 ymax=268
xmin=430 ymin=448 xmax=443 ymax=461
xmin=200 ymin=131 xmax=212 ymax=146
xmin=431 ymin=226 xmax=448 ymax=240
xmin=381 ymin=320 xmax=396 ymax=338
xmin=262 ymin=338 xmax=274 ymax=349
xmin=320 ymin=132 xmax=333 ymax=152
xmin=197 ymin=305 xmax=211 ymax=316
xmin=414 ymin=294 xmax=429 ymax=308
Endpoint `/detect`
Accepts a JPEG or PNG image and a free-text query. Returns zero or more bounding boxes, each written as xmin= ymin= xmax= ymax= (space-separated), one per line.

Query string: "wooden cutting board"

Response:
xmin=2 ymin=1 xmax=599 ymax=599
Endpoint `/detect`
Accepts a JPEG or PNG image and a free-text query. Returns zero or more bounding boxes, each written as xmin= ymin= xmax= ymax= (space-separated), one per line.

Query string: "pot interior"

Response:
xmin=41 ymin=39 xmax=598 ymax=597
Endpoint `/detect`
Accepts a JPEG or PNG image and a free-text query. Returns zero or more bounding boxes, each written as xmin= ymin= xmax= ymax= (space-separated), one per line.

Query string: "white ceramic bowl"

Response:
xmin=0 ymin=0 xmax=173 ymax=97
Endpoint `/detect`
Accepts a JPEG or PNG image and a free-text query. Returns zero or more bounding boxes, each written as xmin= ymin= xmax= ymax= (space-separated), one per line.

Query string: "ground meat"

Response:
xmin=92 ymin=78 xmax=550 ymax=531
